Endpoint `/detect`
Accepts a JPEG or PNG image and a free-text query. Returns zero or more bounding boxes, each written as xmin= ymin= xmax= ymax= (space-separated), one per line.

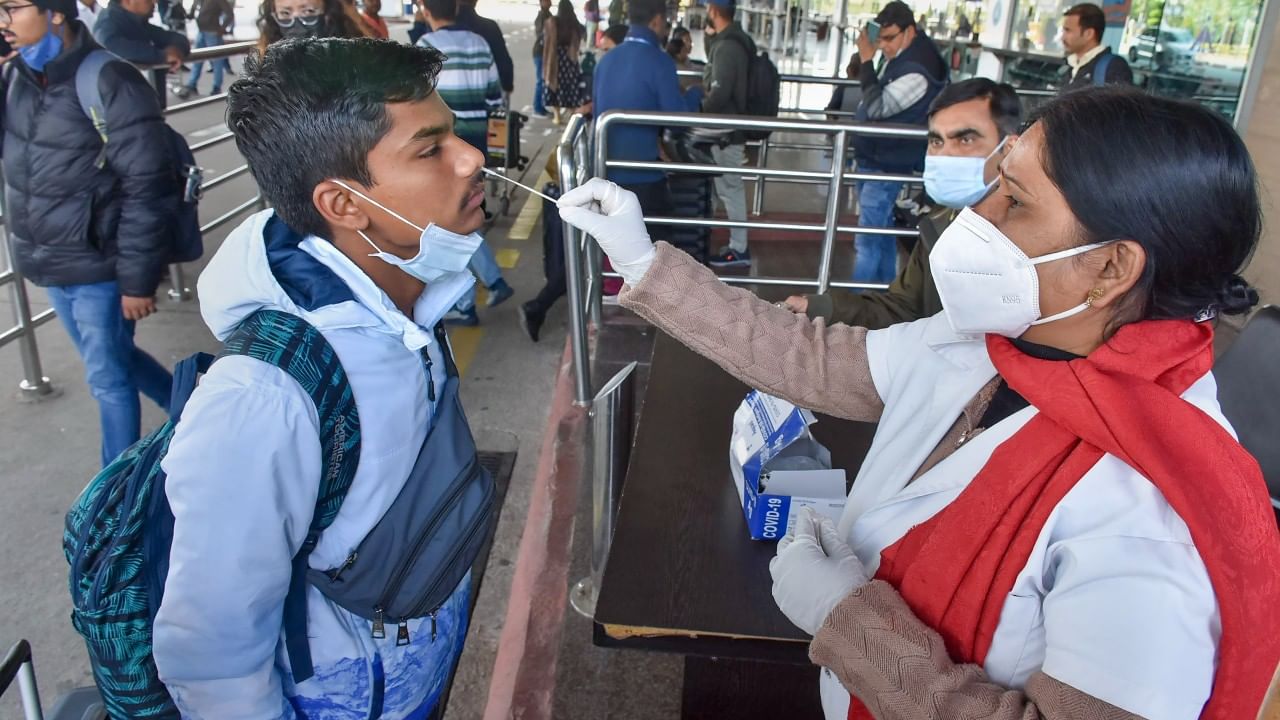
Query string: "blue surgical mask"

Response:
xmin=334 ymin=180 xmax=483 ymax=284
xmin=19 ymin=16 xmax=63 ymax=72
xmin=922 ymin=136 xmax=1008 ymax=209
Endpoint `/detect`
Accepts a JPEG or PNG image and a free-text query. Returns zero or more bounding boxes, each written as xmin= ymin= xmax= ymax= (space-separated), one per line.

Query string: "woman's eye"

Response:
xmin=1005 ymin=194 xmax=1022 ymax=209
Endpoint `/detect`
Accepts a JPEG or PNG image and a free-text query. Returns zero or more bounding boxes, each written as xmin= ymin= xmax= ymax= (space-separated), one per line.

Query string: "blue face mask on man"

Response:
xmin=19 ymin=15 xmax=64 ymax=72
xmin=922 ymin=136 xmax=1009 ymax=209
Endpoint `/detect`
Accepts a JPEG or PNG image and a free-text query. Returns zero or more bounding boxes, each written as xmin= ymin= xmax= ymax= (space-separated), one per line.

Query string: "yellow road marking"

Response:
xmin=507 ymin=170 xmax=550 ymax=241
xmin=495 ymin=249 xmax=521 ymax=269
xmin=447 ymin=326 xmax=483 ymax=377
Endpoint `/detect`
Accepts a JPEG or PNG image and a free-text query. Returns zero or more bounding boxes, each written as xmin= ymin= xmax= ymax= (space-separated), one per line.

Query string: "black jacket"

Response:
xmin=2 ymin=23 xmax=178 ymax=296
xmin=1063 ymin=47 xmax=1133 ymax=91
xmin=457 ymin=4 xmax=514 ymax=92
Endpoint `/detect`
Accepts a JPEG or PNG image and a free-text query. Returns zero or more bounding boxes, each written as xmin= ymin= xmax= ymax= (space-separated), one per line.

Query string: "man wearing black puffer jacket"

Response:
xmin=0 ymin=0 xmax=176 ymax=467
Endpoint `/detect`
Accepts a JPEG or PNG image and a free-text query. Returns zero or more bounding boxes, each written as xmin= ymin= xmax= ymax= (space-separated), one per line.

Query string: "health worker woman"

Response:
xmin=556 ymin=87 xmax=1280 ymax=719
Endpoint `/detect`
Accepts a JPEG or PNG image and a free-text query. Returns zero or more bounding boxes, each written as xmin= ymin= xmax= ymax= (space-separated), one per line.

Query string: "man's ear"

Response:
xmin=313 ymin=180 xmax=371 ymax=233
xmin=51 ymin=10 xmax=67 ymax=24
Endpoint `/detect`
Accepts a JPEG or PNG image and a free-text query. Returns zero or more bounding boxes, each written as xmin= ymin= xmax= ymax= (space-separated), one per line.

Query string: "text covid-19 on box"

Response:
xmin=728 ymin=391 xmax=846 ymax=541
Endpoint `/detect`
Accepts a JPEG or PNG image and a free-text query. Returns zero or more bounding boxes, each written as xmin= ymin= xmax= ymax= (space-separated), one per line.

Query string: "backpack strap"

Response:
xmin=74 ymin=49 xmax=121 ymax=170
xmin=1093 ymin=52 xmax=1113 ymax=87
xmin=219 ymin=309 xmax=362 ymax=683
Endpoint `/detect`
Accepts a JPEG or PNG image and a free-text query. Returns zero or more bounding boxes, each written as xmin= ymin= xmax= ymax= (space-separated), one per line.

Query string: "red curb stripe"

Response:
xmin=483 ymin=339 xmax=588 ymax=720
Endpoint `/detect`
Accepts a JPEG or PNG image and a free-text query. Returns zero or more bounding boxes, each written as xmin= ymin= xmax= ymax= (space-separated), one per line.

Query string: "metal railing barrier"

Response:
xmin=0 ymin=40 xmax=262 ymax=396
xmin=1 ymin=640 xmax=44 ymax=720
xmin=556 ymin=107 xmax=927 ymax=405
xmin=569 ymin=361 xmax=638 ymax=618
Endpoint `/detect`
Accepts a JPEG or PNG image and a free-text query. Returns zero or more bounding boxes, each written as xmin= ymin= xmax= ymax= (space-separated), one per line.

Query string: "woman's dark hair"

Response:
xmin=929 ymin=78 xmax=1021 ymax=137
xmin=1030 ymin=86 xmax=1261 ymax=321
xmin=555 ymin=0 xmax=584 ymax=45
xmin=228 ymin=38 xmax=444 ymax=239
xmin=258 ymin=0 xmax=369 ymax=49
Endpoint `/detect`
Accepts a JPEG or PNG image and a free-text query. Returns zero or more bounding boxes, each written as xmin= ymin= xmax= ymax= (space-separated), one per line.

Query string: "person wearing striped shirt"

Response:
xmin=415 ymin=0 xmax=515 ymax=325
xmin=415 ymin=0 xmax=502 ymax=152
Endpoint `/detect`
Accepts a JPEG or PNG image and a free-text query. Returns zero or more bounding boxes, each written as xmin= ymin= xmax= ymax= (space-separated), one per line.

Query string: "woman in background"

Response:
xmin=543 ymin=0 xmax=585 ymax=124
xmin=256 ymin=0 xmax=368 ymax=51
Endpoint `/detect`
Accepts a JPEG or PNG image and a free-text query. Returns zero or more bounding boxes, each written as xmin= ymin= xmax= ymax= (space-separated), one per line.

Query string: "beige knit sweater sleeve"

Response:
xmin=811 ymin=581 xmax=1146 ymax=720
xmin=618 ymin=243 xmax=885 ymax=423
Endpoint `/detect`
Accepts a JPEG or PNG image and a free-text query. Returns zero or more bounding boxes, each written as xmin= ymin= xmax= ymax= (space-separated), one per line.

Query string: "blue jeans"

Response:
xmin=47 ymin=281 xmax=173 ymax=467
xmin=853 ymin=172 xmax=905 ymax=284
xmin=456 ymin=238 xmax=505 ymax=311
xmin=533 ymin=53 xmax=546 ymax=114
xmin=186 ymin=32 xmax=230 ymax=92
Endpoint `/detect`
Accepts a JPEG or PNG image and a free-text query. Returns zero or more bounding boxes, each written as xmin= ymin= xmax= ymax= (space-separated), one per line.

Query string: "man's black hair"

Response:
xmin=708 ymin=0 xmax=736 ymax=21
xmin=628 ymin=0 xmax=663 ymax=25
xmin=423 ymin=0 xmax=457 ymax=21
xmin=1064 ymin=3 xmax=1106 ymax=43
xmin=874 ymin=0 xmax=914 ymax=31
xmin=928 ymin=78 xmax=1022 ymax=137
xmin=227 ymin=38 xmax=444 ymax=240
xmin=602 ymin=23 xmax=628 ymax=45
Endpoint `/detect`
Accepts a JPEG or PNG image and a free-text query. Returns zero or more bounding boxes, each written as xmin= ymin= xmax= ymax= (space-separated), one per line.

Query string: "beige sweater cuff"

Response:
xmin=809 ymin=580 xmax=1145 ymax=720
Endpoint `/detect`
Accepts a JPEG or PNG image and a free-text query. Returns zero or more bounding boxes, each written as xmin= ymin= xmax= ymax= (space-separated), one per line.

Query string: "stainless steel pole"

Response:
xmin=816 ymin=130 xmax=847 ymax=294
xmin=167 ymin=263 xmax=191 ymax=301
xmin=559 ymin=117 xmax=592 ymax=407
xmin=18 ymin=658 xmax=45 ymax=720
xmin=832 ymin=0 xmax=848 ymax=72
xmin=752 ymin=136 xmax=770 ymax=215
xmin=0 ymin=171 xmax=54 ymax=399
xmin=569 ymin=361 xmax=637 ymax=618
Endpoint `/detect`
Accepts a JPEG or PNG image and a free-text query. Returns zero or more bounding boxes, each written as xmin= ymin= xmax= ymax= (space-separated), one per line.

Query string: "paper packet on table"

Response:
xmin=728 ymin=390 xmax=847 ymax=541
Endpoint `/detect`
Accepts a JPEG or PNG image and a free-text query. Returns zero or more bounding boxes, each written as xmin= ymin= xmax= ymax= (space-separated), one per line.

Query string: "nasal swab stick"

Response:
xmin=481 ymin=167 xmax=556 ymax=203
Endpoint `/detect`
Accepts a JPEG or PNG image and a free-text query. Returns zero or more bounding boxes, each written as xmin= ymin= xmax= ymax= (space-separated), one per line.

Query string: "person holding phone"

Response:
xmin=848 ymin=1 xmax=948 ymax=286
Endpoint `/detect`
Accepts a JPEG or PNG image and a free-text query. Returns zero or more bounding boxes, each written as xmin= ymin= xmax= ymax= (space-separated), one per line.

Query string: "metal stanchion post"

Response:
xmin=167 ymin=263 xmax=191 ymax=301
xmin=0 ymin=173 xmax=54 ymax=399
xmin=753 ymin=136 xmax=770 ymax=215
xmin=569 ymin=361 xmax=637 ymax=618
xmin=559 ymin=118 xmax=592 ymax=407
xmin=816 ymin=130 xmax=847 ymax=294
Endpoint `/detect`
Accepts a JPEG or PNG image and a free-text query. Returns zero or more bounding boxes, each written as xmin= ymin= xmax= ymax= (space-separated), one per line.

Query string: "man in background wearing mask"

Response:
xmin=785 ymin=78 xmax=1020 ymax=328
xmin=849 ymin=0 xmax=947 ymax=285
xmin=153 ymin=38 xmax=487 ymax=717
xmin=94 ymin=0 xmax=188 ymax=104
xmin=0 ymin=0 xmax=178 ymax=467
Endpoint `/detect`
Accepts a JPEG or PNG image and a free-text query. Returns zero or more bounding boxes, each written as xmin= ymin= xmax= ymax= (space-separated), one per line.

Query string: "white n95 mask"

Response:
xmin=334 ymin=179 xmax=483 ymax=284
xmin=929 ymin=208 xmax=1113 ymax=338
xmin=922 ymin=136 xmax=1008 ymax=209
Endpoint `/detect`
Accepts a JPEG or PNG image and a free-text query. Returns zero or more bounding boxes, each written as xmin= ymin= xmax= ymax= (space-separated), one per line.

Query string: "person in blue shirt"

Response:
xmin=591 ymin=0 xmax=691 ymax=242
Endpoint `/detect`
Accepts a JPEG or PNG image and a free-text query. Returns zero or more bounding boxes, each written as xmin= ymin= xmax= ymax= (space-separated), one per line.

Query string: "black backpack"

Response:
xmin=726 ymin=35 xmax=781 ymax=140
xmin=75 ymin=49 xmax=204 ymax=264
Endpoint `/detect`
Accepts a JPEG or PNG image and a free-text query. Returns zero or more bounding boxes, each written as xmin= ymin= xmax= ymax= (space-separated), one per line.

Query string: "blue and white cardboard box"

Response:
xmin=728 ymin=390 xmax=846 ymax=541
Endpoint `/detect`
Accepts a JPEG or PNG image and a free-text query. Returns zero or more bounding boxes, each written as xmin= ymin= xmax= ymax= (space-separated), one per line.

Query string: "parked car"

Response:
xmin=1128 ymin=26 xmax=1196 ymax=69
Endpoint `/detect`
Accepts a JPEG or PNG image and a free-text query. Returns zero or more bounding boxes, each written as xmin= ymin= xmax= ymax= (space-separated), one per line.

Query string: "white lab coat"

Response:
xmin=817 ymin=313 xmax=1223 ymax=720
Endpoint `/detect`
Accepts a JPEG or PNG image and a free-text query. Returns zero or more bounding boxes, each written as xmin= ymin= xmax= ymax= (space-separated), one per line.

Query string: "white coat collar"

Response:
xmin=300 ymin=237 xmax=473 ymax=353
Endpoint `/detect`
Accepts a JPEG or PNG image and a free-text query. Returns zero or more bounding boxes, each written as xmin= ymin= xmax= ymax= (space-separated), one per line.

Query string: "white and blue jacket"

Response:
xmin=154 ymin=210 xmax=475 ymax=719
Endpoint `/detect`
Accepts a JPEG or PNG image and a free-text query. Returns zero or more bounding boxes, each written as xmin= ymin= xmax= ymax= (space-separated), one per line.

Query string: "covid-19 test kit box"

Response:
xmin=728 ymin=391 xmax=847 ymax=541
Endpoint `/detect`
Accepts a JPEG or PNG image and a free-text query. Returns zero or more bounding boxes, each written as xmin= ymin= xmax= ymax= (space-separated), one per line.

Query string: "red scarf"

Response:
xmin=848 ymin=320 xmax=1280 ymax=719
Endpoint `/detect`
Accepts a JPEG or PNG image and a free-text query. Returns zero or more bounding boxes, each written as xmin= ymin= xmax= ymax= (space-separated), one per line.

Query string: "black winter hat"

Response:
xmin=32 ymin=0 xmax=78 ymax=20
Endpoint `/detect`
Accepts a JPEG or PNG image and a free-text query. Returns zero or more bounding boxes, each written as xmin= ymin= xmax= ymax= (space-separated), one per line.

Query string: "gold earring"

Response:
xmin=1086 ymin=288 xmax=1105 ymax=306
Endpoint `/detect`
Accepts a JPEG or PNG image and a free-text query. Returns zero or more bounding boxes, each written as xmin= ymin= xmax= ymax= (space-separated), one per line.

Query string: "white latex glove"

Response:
xmin=769 ymin=507 xmax=870 ymax=636
xmin=557 ymin=178 xmax=657 ymax=287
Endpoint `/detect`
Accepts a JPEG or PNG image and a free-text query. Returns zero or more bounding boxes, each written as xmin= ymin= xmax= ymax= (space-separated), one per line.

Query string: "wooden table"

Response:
xmin=593 ymin=331 xmax=878 ymax=717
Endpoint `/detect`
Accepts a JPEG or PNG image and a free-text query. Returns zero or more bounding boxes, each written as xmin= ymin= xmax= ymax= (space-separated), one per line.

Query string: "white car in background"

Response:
xmin=1128 ymin=26 xmax=1197 ymax=70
